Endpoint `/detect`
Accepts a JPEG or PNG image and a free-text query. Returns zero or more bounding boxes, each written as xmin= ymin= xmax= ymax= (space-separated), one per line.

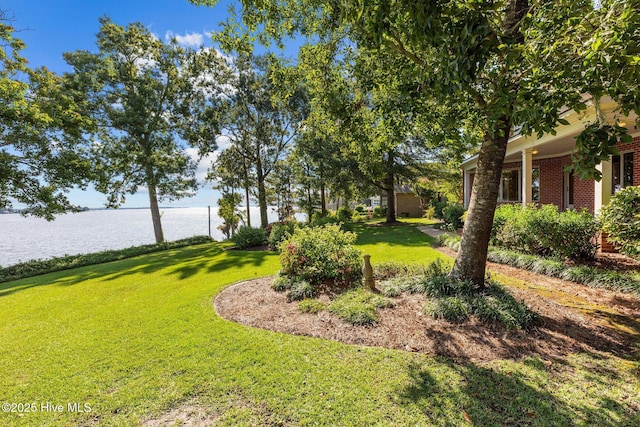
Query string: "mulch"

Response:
xmin=214 ymin=249 xmax=640 ymax=364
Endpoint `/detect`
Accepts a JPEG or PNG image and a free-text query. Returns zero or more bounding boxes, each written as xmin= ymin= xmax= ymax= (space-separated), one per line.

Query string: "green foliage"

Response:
xmin=328 ymin=288 xmax=394 ymax=325
xmin=271 ymin=274 xmax=293 ymax=292
xmin=298 ymin=299 xmax=326 ymax=313
xmin=231 ymin=226 xmax=268 ymax=249
xmin=600 ymin=186 xmax=640 ymax=259
xmin=287 ymin=280 xmax=315 ymax=301
xmin=442 ymin=203 xmax=465 ymax=229
xmin=431 ymin=199 xmax=449 ymax=219
xmin=487 ymin=249 xmax=640 ymax=296
xmin=0 ymin=236 xmax=213 ymax=283
xmin=309 ymin=211 xmax=353 ymax=230
xmin=372 ymin=206 xmax=386 ymax=218
xmin=279 ymin=224 xmax=363 ymax=287
xmin=0 ymin=21 xmax=92 ymax=219
xmin=268 ymin=220 xmax=301 ymax=252
xmin=336 ymin=206 xmax=353 ymax=223
xmin=217 ymin=193 xmax=244 ymax=240
xmin=492 ymin=204 xmax=599 ymax=260
xmin=64 ymin=17 xmax=228 ymax=242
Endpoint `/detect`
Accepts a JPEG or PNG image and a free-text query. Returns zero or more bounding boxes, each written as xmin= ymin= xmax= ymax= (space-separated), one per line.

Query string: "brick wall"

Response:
xmin=395 ymin=193 xmax=423 ymax=217
xmin=615 ymin=135 xmax=640 ymax=186
xmin=464 ymin=134 xmax=640 ymax=211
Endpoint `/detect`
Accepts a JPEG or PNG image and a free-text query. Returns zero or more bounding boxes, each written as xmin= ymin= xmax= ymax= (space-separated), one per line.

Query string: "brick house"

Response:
xmin=461 ymin=97 xmax=639 ymax=251
xmin=462 ymin=97 xmax=640 ymax=214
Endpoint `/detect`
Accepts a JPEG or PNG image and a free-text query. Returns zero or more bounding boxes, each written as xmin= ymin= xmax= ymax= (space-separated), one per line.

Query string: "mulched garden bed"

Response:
xmin=215 ymin=255 xmax=640 ymax=363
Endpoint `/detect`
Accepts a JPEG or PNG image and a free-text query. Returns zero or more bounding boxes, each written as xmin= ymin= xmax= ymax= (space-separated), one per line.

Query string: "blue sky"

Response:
xmin=2 ymin=0 xmax=301 ymax=208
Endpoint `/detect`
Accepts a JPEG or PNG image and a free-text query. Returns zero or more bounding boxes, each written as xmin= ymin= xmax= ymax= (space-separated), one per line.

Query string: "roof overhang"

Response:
xmin=461 ymin=97 xmax=639 ymax=171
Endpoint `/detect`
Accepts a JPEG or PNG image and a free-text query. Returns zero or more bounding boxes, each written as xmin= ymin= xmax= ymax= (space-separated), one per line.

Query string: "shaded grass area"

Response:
xmin=0 ymin=224 xmax=638 ymax=426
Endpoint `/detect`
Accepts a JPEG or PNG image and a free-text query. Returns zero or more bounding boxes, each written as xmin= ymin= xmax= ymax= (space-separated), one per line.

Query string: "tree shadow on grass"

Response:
xmin=0 ymin=244 xmax=275 ymax=296
xmin=397 ymin=357 xmax=639 ymax=426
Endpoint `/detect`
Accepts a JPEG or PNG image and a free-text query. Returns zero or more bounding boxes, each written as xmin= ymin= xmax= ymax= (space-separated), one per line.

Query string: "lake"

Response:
xmin=0 ymin=207 xmax=282 ymax=267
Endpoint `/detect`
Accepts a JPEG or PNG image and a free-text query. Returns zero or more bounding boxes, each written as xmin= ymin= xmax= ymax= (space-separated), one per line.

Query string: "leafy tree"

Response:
xmin=218 ymin=52 xmax=308 ymax=228
xmin=64 ymin=17 xmax=228 ymax=242
xmin=192 ymin=0 xmax=639 ymax=286
xmin=217 ymin=192 xmax=243 ymax=239
xmin=209 ymin=145 xmax=255 ymax=227
xmin=0 ymin=16 xmax=91 ymax=219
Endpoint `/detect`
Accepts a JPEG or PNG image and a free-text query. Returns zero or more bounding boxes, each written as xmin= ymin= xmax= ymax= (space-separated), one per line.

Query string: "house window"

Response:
xmin=612 ymin=152 xmax=634 ymax=193
xmin=499 ymin=169 xmax=520 ymax=202
xmin=532 ymin=167 xmax=540 ymax=202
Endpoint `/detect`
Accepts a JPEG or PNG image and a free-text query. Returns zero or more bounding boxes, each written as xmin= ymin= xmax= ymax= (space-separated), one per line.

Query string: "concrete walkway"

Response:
xmin=416 ymin=225 xmax=446 ymax=239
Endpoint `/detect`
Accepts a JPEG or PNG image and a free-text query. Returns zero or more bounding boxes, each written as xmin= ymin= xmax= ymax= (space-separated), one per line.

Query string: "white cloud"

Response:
xmin=165 ymin=31 xmax=204 ymax=48
xmin=184 ymin=147 xmax=217 ymax=183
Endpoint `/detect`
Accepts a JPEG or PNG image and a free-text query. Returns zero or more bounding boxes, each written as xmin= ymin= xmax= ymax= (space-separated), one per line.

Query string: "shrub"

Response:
xmin=600 ymin=186 xmax=640 ymax=259
xmin=373 ymin=205 xmax=387 ymax=218
xmin=309 ymin=211 xmax=352 ymax=230
xmin=272 ymin=274 xmax=293 ymax=292
xmin=328 ymin=288 xmax=394 ymax=325
xmin=491 ymin=204 xmax=598 ymax=260
xmin=442 ymin=203 xmax=465 ymax=229
xmin=431 ymin=198 xmax=449 ymax=219
xmin=298 ymin=299 xmax=326 ymax=313
xmin=287 ymin=280 xmax=315 ymax=301
xmin=354 ymin=205 xmax=366 ymax=213
xmin=268 ymin=220 xmax=300 ymax=252
xmin=231 ymin=226 xmax=268 ymax=249
xmin=422 ymin=206 xmax=435 ymax=219
xmin=279 ymin=224 xmax=363 ymax=288
xmin=336 ymin=206 xmax=353 ymax=223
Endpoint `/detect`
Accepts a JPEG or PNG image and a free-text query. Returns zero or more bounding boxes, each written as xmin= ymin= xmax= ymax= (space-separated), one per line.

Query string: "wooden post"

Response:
xmin=363 ymin=254 xmax=374 ymax=289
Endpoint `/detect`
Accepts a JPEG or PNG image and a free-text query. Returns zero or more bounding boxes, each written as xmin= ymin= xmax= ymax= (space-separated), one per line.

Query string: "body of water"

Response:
xmin=0 ymin=207 xmax=282 ymax=267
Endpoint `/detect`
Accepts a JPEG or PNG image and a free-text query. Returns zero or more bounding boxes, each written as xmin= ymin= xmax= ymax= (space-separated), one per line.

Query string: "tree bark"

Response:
xmin=384 ymin=172 xmax=396 ymax=223
xmin=243 ymin=158 xmax=251 ymax=227
xmin=256 ymin=157 xmax=268 ymax=228
xmin=145 ymin=164 xmax=164 ymax=243
xmin=450 ymin=125 xmax=510 ymax=287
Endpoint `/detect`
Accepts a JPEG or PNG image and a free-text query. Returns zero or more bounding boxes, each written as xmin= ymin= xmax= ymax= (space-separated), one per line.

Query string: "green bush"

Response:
xmin=279 ymin=224 xmax=363 ymax=288
xmin=600 ymin=186 xmax=640 ymax=259
xmin=354 ymin=205 xmax=366 ymax=213
xmin=491 ymin=204 xmax=599 ymax=260
xmin=231 ymin=226 xmax=268 ymax=249
xmin=287 ymin=280 xmax=315 ymax=301
xmin=328 ymin=288 xmax=394 ymax=325
xmin=268 ymin=220 xmax=300 ymax=252
xmin=309 ymin=211 xmax=352 ymax=230
xmin=298 ymin=299 xmax=326 ymax=313
xmin=431 ymin=198 xmax=449 ymax=219
xmin=336 ymin=206 xmax=353 ymax=223
xmin=422 ymin=206 xmax=435 ymax=219
xmin=372 ymin=205 xmax=387 ymax=218
xmin=442 ymin=203 xmax=465 ymax=229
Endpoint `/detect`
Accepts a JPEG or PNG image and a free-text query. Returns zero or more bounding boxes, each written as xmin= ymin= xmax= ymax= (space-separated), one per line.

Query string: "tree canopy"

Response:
xmin=0 ymin=16 xmax=92 ymax=219
xmin=64 ymin=17 xmax=230 ymax=242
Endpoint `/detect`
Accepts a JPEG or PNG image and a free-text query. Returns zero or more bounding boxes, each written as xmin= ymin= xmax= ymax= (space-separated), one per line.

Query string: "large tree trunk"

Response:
xmin=243 ymin=159 xmax=251 ymax=227
xmin=145 ymin=165 xmax=164 ymax=243
xmin=256 ymin=158 xmax=268 ymax=228
xmin=450 ymin=125 xmax=510 ymax=287
xmin=384 ymin=172 xmax=396 ymax=223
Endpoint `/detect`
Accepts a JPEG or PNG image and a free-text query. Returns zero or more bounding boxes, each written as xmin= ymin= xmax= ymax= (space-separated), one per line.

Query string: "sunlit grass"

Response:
xmin=0 ymin=225 xmax=638 ymax=426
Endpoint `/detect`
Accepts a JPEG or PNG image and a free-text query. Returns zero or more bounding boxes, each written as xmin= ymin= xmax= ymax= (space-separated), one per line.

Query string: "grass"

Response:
xmin=0 ymin=223 xmax=638 ymax=425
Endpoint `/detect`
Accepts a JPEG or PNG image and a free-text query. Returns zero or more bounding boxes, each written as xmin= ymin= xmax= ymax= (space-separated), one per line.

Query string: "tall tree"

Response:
xmin=0 ymin=17 xmax=91 ymax=219
xmin=218 ymin=52 xmax=308 ymax=228
xmin=192 ymin=0 xmax=639 ymax=286
xmin=64 ymin=17 xmax=228 ymax=243
xmin=209 ymin=145 xmax=255 ymax=227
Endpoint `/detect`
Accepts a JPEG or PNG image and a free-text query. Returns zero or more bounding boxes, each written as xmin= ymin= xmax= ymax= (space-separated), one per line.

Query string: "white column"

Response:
xmin=463 ymin=170 xmax=472 ymax=209
xmin=521 ymin=149 xmax=533 ymax=207
xmin=594 ymin=158 xmax=612 ymax=215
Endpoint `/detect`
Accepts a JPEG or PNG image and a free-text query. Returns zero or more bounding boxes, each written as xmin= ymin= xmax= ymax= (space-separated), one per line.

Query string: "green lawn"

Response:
xmin=1 ymin=223 xmax=638 ymax=426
